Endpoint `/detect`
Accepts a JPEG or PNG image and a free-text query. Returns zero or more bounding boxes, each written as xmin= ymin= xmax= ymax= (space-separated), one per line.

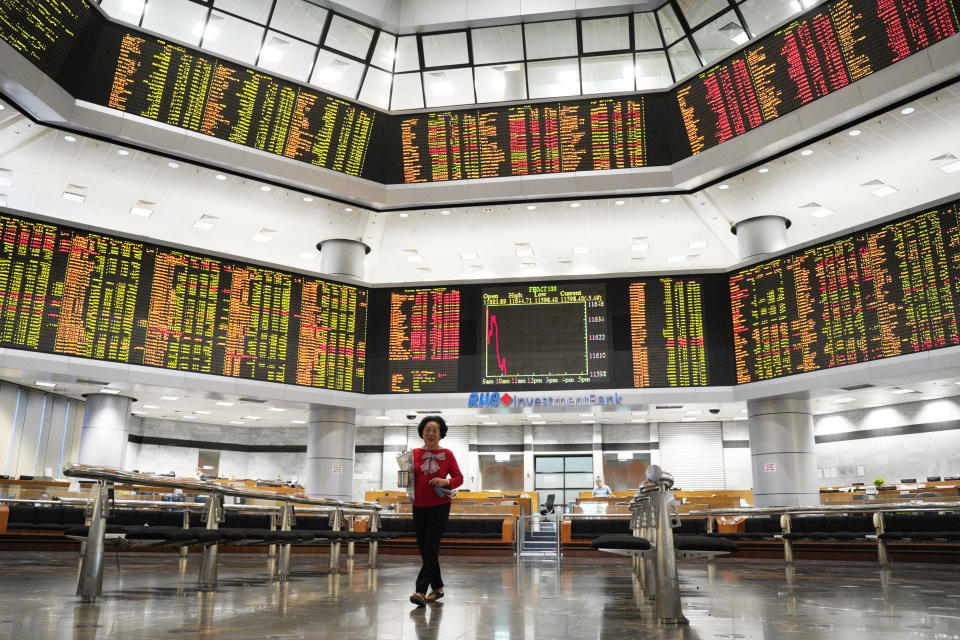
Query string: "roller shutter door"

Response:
xmin=657 ymin=422 xmax=725 ymax=490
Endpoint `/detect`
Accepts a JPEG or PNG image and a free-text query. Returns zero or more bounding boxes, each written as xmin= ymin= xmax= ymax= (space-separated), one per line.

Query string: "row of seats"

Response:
xmin=378 ymin=517 xmax=506 ymax=539
xmin=569 ymin=518 xmax=708 ymax=539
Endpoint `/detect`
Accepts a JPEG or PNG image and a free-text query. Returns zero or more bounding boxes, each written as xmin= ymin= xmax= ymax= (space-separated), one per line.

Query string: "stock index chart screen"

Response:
xmin=82 ymin=26 xmax=379 ymax=180
xmin=730 ymin=201 xmax=960 ymax=384
xmin=0 ymin=0 xmax=95 ymax=78
xmin=629 ymin=278 xmax=709 ymax=387
xmin=388 ymin=287 xmax=460 ymax=392
xmin=480 ymin=283 xmax=609 ymax=387
xmin=676 ymin=0 xmax=959 ymax=154
xmin=0 ymin=212 xmax=367 ymax=391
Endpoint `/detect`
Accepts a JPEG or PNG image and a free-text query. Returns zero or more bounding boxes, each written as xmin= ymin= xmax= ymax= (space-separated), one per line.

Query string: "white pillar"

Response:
xmin=747 ymin=396 xmax=819 ymax=507
xmin=523 ymin=424 xmax=534 ymax=492
xmin=592 ymin=423 xmax=604 ymax=482
xmin=734 ymin=215 xmax=818 ymax=506
xmin=318 ymin=239 xmax=370 ymax=280
xmin=304 ymin=405 xmax=356 ymax=500
xmin=77 ymin=394 xmax=133 ymax=468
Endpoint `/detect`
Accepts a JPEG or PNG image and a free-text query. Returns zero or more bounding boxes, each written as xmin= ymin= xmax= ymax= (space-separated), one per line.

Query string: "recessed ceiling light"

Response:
xmin=519 ymin=262 xmax=535 ymax=268
xmin=482 ymin=421 xmax=498 ymax=425
xmin=291 ymin=419 xmax=306 ymax=424
xmin=682 ymin=417 xmax=697 ymax=422
xmin=870 ymin=185 xmax=898 ymax=197
xmin=527 ymin=413 xmax=542 ymax=418
xmin=98 ymin=388 xmax=120 ymax=394
xmin=734 ymin=417 xmax=747 ymax=421
xmin=526 ymin=205 xmax=537 ymax=210
xmin=631 ymin=418 xmax=647 ymax=423
xmin=406 ymin=254 xmax=424 ymax=263
xmin=631 ymin=243 xmax=649 ymax=252
xmin=718 ymin=184 xmax=729 ymax=190
xmin=848 ymin=129 xmax=861 ymax=136
xmin=167 ymin=161 xmax=179 ymax=168
xmin=130 ymin=205 xmax=152 ymax=217
xmin=215 ymin=401 xmax=234 ymax=407
xmin=299 ymin=251 xmax=317 ymax=260
xmin=160 ymin=395 xmax=179 ymax=401
xmin=252 ymin=228 xmax=274 ymax=242
xmin=242 ymin=415 xmax=261 ymax=421
xmin=193 ymin=215 xmax=217 ymax=230
xmin=229 ymin=420 xmax=244 ymax=425
xmin=834 ymin=397 xmax=855 ymax=403
xmin=531 ymin=420 xmax=547 ymax=425
xmin=901 ymin=106 xmax=915 ymax=115
xmin=64 ymin=135 xmax=76 ymax=142
xmin=374 ymin=416 xmax=391 ymax=421
xmin=578 ymin=412 xmax=593 ymax=417
xmin=268 ymin=407 xmax=286 ymax=412
xmin=303 ymin=196 xmax=313 ymax=202
xmin=34 ymin=381 xmax=56 ymax=388
xmin=215 ymin=174 xmax=226 ymax=181
xmin=689 ymin=240 xmax=707 ymax=249
xmin=195 ymin=410 xmax=212 ymax=415
xmin=61 ymin=191 xmax=85 ymax=203
xmin=659 ymin=198 xmax=671 ymax=203
xmin=800 ymin=149 xmax=813 ymax=156
xmin=260 ymin=185 xmax=271 ymax=192
xmin=142 ymin=404 xmax=160 ymax=409
xmin=939 ymin=160 xmax=960 ymax=174
xmin=864 ymin=403 xmax=882 ymax=408
xmin=580 ymin=419 xmax=595 ymax=424
xmin=667 ymin=255 xmax=685 ymax=263
xmin=614 ymin=200 xmax=625 ymax=205
xmin=117 ymin=149 xmax=130 ymax=156
xmin=515 ymin=247 xmax=534 ymax=257
xmin=572 ymin=246 xmax=590 ymax=255
xmin=440 ymin=210 xmax=450 ymax=215
xmin=891 ymin=388 xmax=915 ymax=394
xmin=344 ymin=207 xmax=353 ymax=212
xmin=809 ymin=207 xmax=835 ymax=218
xmin=632 ymin=410 xmax=648 ymax=415
xmin=183 ymin=415 xmax=197 ymax=420
xmin=399 ymin=213 xmax=409 ymax=218
xmin=570 ymin=202 xmax=581 ymax=208
xmin=460 ymin=251 xmax=478 ymax=260
xmin=758 ymin=167 xmax=769 ymax=173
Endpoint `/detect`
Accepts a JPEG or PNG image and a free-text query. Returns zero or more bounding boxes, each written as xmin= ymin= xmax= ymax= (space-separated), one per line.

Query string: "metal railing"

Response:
xmin=61 ymin=463 xmax=381 ymax=602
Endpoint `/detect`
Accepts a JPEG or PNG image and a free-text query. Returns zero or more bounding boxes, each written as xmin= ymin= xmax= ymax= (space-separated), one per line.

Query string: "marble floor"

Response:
xmin=0 ymin=551 xmax=959 ymax=639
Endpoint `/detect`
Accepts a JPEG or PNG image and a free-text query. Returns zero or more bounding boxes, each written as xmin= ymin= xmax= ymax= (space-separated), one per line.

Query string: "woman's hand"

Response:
xmin=429 ymin=477 xmax=450 ymax=488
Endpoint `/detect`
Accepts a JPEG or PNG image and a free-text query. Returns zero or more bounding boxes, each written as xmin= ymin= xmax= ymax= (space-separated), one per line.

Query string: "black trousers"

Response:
xmin=412 ymin=502 xmax=451 ymax=594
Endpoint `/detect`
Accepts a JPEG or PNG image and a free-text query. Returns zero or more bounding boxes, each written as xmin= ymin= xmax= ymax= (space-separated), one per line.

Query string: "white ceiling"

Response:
xmin=1 ymin=84 xmax=959 ymax=285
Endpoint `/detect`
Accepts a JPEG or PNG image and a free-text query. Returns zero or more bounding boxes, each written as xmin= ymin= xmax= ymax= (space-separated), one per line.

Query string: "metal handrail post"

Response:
xmin=346 ymin=515 xmax=356 ymax=559
xmin=329 ymin=507 xmax=344 ymax=572
xmin=278 ymin=502 xmax=294 ymax=581
xmin=76 ymin=481 xmax=109 ymax=602
xmin=781 ymin=514 xmax=794 ymax=564
xmin=180 ymin=508 xmax=190 ymax=559
xmin=874 ymin=512 xmax=889 ymax=566
xmin=198 ymin=494 xmax=222 ymax=588
xmin=368 ymin=511 xmax=380 ymax=568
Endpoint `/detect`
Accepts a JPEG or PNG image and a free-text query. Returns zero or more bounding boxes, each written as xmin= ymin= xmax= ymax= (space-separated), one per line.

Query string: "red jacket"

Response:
xmin=412 ymin=447 xmax=464 ymax=507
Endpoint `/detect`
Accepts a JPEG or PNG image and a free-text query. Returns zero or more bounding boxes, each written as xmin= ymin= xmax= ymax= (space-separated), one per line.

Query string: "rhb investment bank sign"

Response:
xmin=467 ymin=391 xmax=623 ymax=408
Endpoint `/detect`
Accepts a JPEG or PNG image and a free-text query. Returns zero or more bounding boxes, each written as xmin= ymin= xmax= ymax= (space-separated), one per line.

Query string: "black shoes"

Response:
xmin=410 ymin=593 xmax=426 ymax=607
xmin=426 ymin=590 xmax=444 ymax=603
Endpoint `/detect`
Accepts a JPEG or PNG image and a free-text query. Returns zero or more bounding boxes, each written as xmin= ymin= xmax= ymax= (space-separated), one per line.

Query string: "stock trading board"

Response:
xmin=629 ymin=278 xmax=709 ymax=387
xmin=676 ymin=0 xmax=959 ymax=154
xmin=399 ymin=97 xmax=646 ymax=183
xmin=730 ymin=201 xmax=960 ymax=383
xmin=0 ymin=0 xmax=94 ymax=77
xmin=0 ymin=212 xmax=368 ymax=391
xmin=388 ymin=287 xmax=460 ymax=392
xmin=480 ymin=283 xmax=609 ymax=387
xmin=90 ymin=28 xmax=378 ymax=178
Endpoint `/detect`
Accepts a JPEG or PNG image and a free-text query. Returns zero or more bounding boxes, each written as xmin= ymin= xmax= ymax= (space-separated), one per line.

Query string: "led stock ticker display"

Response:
xmin=0 ymin=213 xmax=367 ymax=391
xmin=399 ymin=97 xmax=646 ymax=183
xmin=730 ymin=201 xmax=960 ymax=384
xmin=676 ymin=0 xmax=959 ymax=154
xmin=0 ymin=0 xmax=94 ymax=78
xmin=388 ymin=287 xmax=460 ymax=393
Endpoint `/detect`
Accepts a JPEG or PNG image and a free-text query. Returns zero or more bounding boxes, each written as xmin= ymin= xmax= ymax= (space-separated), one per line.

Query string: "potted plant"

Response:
xmin=873 ymin=478 xmax=886 ymax=488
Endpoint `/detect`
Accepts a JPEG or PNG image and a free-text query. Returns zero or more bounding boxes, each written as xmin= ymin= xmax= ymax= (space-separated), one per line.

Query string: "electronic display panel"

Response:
xmin=730 ymin=200 xmax=960 ymax=384
xmin=629 ymin=278 xmax=709 ymax=387
xmin=399 ymin=96 xmax=646 ymax=183
xmin=0 ymin=212 xmax=367 ymax=391
xmin=0 ymin=0 xmax=94 ymax=78
xmin=387 ymin=287 xmax=460 ymax=392
xmin=479 ymin=283 xmax=609 ymax=387
xmin=84 ymin=26 xmax=378 ymax=180
xmin=677 ymin=0 xmax=959 ymax=154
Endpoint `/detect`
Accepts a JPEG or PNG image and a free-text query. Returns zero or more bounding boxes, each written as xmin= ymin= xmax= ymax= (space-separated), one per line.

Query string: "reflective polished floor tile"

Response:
xmin=0 ymin=552 xmax=959 ymax=639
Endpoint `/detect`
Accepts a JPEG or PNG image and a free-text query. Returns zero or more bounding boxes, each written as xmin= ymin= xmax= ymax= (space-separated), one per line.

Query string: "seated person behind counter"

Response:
xmin=591 ymin=479 xmax=613 ymax=497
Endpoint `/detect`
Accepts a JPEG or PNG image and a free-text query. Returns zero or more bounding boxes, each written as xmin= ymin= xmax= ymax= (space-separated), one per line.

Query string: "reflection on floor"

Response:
xmin=0 ymin=552 xmax=959 ymax=639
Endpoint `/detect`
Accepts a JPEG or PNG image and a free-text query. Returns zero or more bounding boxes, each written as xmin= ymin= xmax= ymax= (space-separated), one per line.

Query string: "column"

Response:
xmin=747 ymin=396 xmax=819 ymax=506
xmin=304 ymin=405 xmax=356 ymax=500
xmin=734 ymin=215 xmax=818 ymax=507
xmin=592 ymin=423 xmax=604 ymax=482
xmin=317 ymin=239 xmax=370 ymax=280
xmin=77 ymin=393 xmax=133 ymax=467
xmin=381 ymin=425 xmax=408 ymax=490
xmin=522 ymin=423 xmax=534 ymax=492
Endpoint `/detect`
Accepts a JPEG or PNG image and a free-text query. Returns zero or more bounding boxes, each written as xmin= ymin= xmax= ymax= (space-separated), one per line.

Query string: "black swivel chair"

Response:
xmin=539 ymin=494 xmax=556 ymax=516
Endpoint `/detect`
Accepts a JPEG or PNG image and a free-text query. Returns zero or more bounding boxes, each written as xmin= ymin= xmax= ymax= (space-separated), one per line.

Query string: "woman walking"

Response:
xmin=410 ymin=415 xmax=463 ymax=607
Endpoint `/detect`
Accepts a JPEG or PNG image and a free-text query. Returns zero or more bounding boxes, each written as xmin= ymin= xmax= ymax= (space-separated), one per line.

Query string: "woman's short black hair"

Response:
xmin=417 ymin=415 xmax=447 ymax=439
